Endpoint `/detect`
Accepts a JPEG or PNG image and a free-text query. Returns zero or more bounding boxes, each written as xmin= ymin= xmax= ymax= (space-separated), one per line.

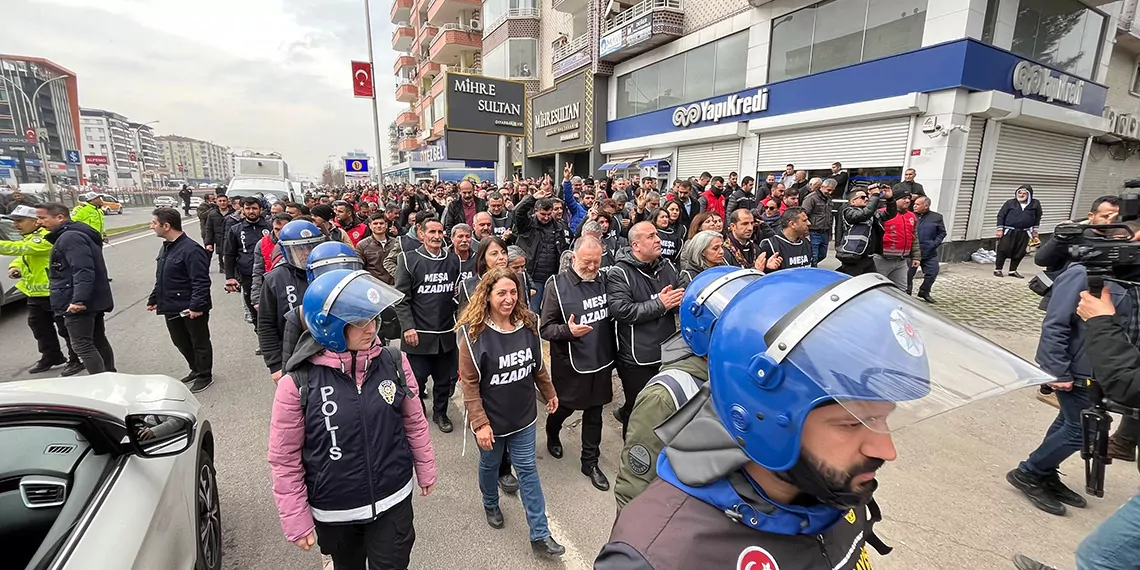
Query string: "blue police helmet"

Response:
xmin=278 ymin=220 xmax=325 ymax=269
xmin=307 ymin=241 xmax=364 ymax=282
xmin=679 ymin=267 xmax=765 ymax=357
xmin=302 ymin=269 xmax=404 ymax=352
xmin=708 ymin=269 xmax=1052 ymax=472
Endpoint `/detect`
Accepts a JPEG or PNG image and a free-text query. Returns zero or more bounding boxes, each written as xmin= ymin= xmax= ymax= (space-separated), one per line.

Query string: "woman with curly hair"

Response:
xmin=687 ymin=210 xmax=723 ymax=239
xmin=455 ymin=267 xmax=565 ymax=558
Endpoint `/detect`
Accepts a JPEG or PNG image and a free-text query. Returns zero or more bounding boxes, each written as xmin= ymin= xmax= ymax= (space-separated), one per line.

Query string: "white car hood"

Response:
xmin=0 ymin=373 xmax=199 ymax=419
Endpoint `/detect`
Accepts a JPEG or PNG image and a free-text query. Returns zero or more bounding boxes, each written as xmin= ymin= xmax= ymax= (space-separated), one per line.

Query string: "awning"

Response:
xmin=600 ymin=155 xmax=645 ymax=170
xmin=639 ymin=156 xmax=672 ymax=169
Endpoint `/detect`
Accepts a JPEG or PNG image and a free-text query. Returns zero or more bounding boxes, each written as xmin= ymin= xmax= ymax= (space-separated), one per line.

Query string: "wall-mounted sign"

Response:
xmin=554 ymin=50 xmax=591 ymax=79
xmin=445 ymin=129 xmax=499 ymax=162
xmin=445 ymin=72 xmax=526 ymax=137
xmin=345 ymin=158 xmax=370 ymax=172
xmin=1011 ymin=60 xmax=1084 ymax=106
xmin=84 ymin=155 xmax=109 ymax=165
xmin=671 ymin=88 xmax=770 ymax=128
xmin=526 ymin=71 xmax=595 ymax=156
xmin=412 ymin=140 xmax=447 ymax=162
xmin=599 ymin=15 xmax=652 ymax=58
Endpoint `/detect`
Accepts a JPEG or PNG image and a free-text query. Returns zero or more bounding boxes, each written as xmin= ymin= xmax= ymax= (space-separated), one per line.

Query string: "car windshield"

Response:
xmin=227 ymin=179 xmax=290 ymax=202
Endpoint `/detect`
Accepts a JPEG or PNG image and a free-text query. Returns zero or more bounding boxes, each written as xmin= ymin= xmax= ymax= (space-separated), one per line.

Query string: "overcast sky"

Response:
xmin=9 ymin=0 xmax=404 ymax=176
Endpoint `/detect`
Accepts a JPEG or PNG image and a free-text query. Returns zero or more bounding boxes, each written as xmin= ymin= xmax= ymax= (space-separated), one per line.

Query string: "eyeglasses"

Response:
xmin=765 ymin=206 xmax=778 ymax=211
xmin=851 ymin=195 xmax=868 ymax=201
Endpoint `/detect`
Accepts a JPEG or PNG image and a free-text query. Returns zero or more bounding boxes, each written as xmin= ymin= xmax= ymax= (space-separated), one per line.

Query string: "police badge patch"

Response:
xmin=379 ymin=380 xmax=397 ymax=405
xmin=627 ymin=444 xmax=652 ymax=476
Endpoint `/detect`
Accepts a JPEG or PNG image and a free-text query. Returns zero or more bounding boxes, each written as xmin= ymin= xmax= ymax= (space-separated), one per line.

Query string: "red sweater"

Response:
xmin=881 ymin=210 xmax=917 ymax=257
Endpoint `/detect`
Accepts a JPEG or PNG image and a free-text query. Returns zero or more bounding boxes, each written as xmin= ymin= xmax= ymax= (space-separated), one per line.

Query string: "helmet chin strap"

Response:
xmin=774 ymin=454 xmax=877 ymax=511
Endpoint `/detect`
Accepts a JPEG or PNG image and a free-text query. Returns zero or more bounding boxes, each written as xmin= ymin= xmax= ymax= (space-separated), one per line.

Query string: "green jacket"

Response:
xmin=614 ymin=335 xmax=708 ymax=511
xmin=72 ymin=202 xmax=105 ymax=237
xmin=1 ymin=227 xmax=52 ymax=297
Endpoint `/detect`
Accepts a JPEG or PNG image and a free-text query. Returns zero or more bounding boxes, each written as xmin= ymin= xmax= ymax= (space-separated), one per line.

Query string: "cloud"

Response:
xmin=8 ymin=0 xmax=405 ymax=176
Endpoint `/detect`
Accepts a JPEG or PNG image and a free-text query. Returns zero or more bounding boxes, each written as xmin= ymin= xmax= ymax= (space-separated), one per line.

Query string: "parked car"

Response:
xmin=189 ymin=196 xmax=202 ymax=209
xmin=0 ymin=215 xmax=26 ymax=317
xmin=153 ymin=196 xmax=176 ymax=208
xmin=0 ymin=373 xmax=220 ymax=570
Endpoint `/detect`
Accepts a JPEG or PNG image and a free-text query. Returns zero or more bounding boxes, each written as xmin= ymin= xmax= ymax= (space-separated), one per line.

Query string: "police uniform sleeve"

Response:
xmin=614 ymin=384 xmax=675 ymax=510
xmin=392 ymin=252 xmax=416 ymax=333
xmin=0 ymin=235 xmax=50 ymax=257
xmin=1086 ymin=315 xmax=1140 ymax=408
xmin=259 ymin=280 xmax=283 ymax=372
xmin=594 ymin=542 xmax=655 ymax=570
xmin=224 ymin=225 xmax=239 ymax=279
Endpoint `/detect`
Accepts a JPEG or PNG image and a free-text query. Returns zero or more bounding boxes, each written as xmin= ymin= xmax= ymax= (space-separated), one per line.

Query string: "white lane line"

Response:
xmin=104 ymin=231 xmax=153 ymax=246
xmin=546 ymin=511 xmax=592 ymax=570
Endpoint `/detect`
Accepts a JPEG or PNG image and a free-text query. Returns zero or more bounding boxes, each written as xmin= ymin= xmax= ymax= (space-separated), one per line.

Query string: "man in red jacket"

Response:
xmin=333 ymin=200 xmax=368 ymax=246
xmin=874 ymin=192 xmax=920 ymax=290
xmin=697 ymin=175 xmax=727 ymax=218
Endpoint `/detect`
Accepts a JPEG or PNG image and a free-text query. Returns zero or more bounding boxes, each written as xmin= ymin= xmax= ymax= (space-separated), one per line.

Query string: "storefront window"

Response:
xmin=615 ymin=32 xmax=747 ymax=119
xmin=769 ymin=0 xmax=927 ymax=83
xmin=508 ymin=39 xmax=536 ymax=79
xmin=1010 ymin=0 xmax=1104 ymax=80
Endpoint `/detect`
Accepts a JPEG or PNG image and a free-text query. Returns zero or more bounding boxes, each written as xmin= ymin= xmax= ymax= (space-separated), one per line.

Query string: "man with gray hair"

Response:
xmin=448 ymin=223 xmax=477 ymax=282
xmin=800 ymin=178 xmax=836 ymax=267
xmin=539 ymin=236 xmax=614 ymax=491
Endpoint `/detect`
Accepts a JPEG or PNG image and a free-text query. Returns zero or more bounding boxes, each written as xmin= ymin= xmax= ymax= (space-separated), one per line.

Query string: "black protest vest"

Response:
xmin=552 ymin=273 xmax=615 ymax=373
xmin=457 ymin=252 xmax=477 ymax=284
xmin=455 ymin=275 xmax=479 ymax=316
xmin=491 ymin=213 xmax=512 ymax=237
xmin=402 ymin=247 xmax=460 ymax=333
xmin=658 ymin=226 xmax=682 ymax=262
xmin=462 ymin=323 xmax=542 ymax=436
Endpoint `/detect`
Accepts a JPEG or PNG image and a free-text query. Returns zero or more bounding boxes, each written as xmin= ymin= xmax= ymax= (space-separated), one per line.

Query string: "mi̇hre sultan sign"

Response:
xmin=445 ymin=72 xmax=526 ymax=137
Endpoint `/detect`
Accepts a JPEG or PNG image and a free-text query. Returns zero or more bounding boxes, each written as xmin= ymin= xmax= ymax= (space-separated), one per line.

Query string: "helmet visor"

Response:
xmin=281 ymin=236 xmax=325 ymax=268
xmin=778 ymin=286 xmax=1053 ymax=433
xmin=322 ymin=271 xmax=404 ymax=325
xmin=309 ymin=256 xmax=365 ymax=279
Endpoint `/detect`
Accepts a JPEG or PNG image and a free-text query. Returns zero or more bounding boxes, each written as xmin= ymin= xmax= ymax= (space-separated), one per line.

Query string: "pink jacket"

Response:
xmin=267 ymin=345 xmax=436 ymax=542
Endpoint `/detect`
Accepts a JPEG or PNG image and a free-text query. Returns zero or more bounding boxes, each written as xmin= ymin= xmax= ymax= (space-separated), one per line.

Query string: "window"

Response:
xmin=615 ymin=31 xmax=748 ymax=119
xmin=769 ymin=0 xmax=928 ymax=83
xmin=1131 ymin=57 xmax=1140 ymax=96
xmin=483 ymin=0 xmax=537 ymax=32
xmin=433 ymin=95 xmax=446 ymax=125
xmin=1010 ymin=0 xmax=1105 ymax=80
xmin=484 ymin=39 xmax=536 ymax=79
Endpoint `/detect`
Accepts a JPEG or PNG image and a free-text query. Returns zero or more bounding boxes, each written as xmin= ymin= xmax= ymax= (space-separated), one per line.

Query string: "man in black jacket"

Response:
xmin=179 ymin=184 xmax=193 ymax=215
xmin=224 ymin=197 xmax=270 ymax=326
xmin=146 ymin=208 xmax=213 ymax=392
xmin=442 ymin=180 xmax=487 ymax=232
xmin=907 ymin=196 xmax=946 ymax=303
xmin=670 ymin=179 xmax=701 ymax=230
xmin=36 ymin=203 xmax=116 ymax=375
xmin=836 ymin=184 xmax=896 ymax=276
xmin=606 ymin=221 xmax=682 ymax=436
xmin=725 ymin=176 xmax=757 ymax=216
xmin=203 ymin=194 xmax=235 ymax=273
xmin=512 ymin=187 xmax=567 ymax=312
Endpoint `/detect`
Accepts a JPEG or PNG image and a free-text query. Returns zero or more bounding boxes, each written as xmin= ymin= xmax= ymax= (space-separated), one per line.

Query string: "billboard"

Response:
xmin=526 ymin=71 xmax=594 ymax=157
xmin=445 ymin=72 xmax=526 ymax=137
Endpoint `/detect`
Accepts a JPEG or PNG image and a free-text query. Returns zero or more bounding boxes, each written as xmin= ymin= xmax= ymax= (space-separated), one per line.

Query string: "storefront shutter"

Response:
xmin=675 ymin=141 xmax=743 ymax=182
xmin=952 ymin=116 xmax=987 ymax=240
xmin=755 ymin=117 xmax=911 ymax=172
xmin=984 ymin=124 xmax=1087 ymax=236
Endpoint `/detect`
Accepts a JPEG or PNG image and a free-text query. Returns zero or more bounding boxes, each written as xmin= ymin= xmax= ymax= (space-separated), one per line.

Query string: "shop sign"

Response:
xmin=526 ymin=71 xmax=594 ymax=156
xmin=1011 ymin=60 xmax=1084 ymax=106
xmin=671 ymin=88 xmax=769 ymax=128
xmin=412 ymin=141 xmax=447 ymax=162
xmin=554 ymin=50 xmax=590 ymax=79
xmin=599 ymin=15 xmax=651 ymax=57
xmin=85 ymin=155 xmax=109 ymax=165
xmin=445 ymin=72 xmax=526 ymax=137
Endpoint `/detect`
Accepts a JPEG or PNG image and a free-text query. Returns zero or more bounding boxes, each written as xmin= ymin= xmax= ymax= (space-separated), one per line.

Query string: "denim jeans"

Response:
xmin=528 ymin=278 xmax=546 ymax=313
xmin=809 ymin=230 xmax=829 ymax=267
xmin=1020 ymin=384 xmax=1090 ymax=477
xmin=477 ymin=422 xmax=550 ymax=541
xmin=1076 ymin=492 xmax=1140 ymax=569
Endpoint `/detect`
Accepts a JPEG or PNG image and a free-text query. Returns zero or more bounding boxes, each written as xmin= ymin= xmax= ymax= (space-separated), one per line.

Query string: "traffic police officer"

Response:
xmin=1 ymin=205 xmax=81 ymax=375
xmin=260 ymin=220 xmax=325 ymax=382
xmin=72 ymin=192 xmax=107 ymax=242
xmin=597 ymin=269 xmax=1052 ymax=569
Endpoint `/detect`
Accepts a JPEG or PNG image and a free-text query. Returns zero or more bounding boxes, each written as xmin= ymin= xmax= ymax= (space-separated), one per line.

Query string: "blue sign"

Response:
xmin=412 ymin=140 xmax=447 ymax=162
xmin=606 ymin=39 xmax=1109 ymax=142
xmin=345 ymin=158 xmax=369 ymax=173
xmin=65 ymin=150 xmax=80 ymax=164
xmin=0 ymin=157 xmax=16 ymax=168
xmin=0 ymin=168 xmax=11 ymax=178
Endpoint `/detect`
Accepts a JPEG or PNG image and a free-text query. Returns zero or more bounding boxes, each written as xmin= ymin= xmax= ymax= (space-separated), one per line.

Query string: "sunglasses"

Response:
xmin=765 ymin=206 xmax=778 ymax=211
xmin=851 ymin=195 xmax=868 ymax=201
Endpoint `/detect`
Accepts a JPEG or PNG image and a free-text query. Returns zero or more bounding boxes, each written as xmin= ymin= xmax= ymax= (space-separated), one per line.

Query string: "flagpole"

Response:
xmin=363 ymin=0 xmax=385 ymax=185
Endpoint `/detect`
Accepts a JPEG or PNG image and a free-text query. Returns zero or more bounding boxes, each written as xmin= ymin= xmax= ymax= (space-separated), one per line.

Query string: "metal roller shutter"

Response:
xmin=675 ymin=141 xmax=742 ymax=182
xmin=755 ymin=117 xmax=911 ymax=172
xmin=952 ymin=116 xmax=987 ymax=240
xmin=983 ymin=124 xmax=1086 ymax=236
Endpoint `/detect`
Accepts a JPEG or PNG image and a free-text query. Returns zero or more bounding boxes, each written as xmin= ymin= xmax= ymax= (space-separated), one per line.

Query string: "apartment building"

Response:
xmin=79 ymin=108 xmax=137 ymax=187
xmin=129 ymin=121 xmax=164 ymax=179
xmin=157 ymin=134 xmax=232 ymax=183
xmin=0 ymin=55 xmax=81 ymax=184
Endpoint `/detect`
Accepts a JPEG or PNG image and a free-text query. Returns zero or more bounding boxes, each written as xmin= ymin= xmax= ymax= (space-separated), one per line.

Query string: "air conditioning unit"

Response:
xmin=469 ymin=18 xmax=482 ymax=31
xmin=1114 ymin=113 xmax=1140 ymax=140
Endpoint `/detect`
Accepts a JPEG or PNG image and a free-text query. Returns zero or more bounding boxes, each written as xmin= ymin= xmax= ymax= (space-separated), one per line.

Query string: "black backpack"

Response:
xmin=292 ymin=345 xmax=413 ymax=410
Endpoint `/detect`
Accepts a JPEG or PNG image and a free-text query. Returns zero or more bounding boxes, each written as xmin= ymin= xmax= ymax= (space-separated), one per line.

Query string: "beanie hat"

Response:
xmin=311 ymin=204 xmax=335 ymax=222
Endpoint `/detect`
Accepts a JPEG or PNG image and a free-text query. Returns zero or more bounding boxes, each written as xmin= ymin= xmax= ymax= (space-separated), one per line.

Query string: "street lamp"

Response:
xmin=129 ymin=120 xmax=159 ymax=190
xmin=0 ymin=74 xmax=71 ymax=200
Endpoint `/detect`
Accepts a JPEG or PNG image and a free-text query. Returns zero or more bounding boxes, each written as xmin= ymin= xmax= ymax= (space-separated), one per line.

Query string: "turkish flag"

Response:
xmin=351 ymin=61 xmax=374 ymax=98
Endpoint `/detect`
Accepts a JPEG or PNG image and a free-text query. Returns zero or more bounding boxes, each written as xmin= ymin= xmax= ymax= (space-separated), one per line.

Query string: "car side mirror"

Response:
xmin=126 ymin=412 xmax=195 ymax=457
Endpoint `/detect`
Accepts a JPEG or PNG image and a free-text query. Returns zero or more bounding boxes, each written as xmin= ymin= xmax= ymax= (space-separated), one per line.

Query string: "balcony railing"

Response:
xmin=484 ymin=7 xmax=540 ymax=35
xmin=392 ymin=21 xmax=412 ymax=38
xmin=432 ymin=65 xmax=481 ymax=87
xmin=552 ymin=34 xmax=589 ymax=62
xmin=430 ymin=23 xmax=480 ymax=49
xmin=606 ymin=0 xmax=682 ymax=30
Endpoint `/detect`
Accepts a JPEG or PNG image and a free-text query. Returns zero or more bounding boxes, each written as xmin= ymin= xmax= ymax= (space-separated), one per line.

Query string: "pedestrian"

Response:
xmin=0 ymin=205 xmax=82 ymax=376
xmin=355 ymin=213 xmax=397 ymax=285
xmin=668 ymin=179 xmax=701 ymax=230
xmin=456 ymin=267 xmax=566 ymax=558
xmin=758 ymin=199 xmax=782 ymax=227
xmin=5 ymin=190 xmax=37 ymax=214
xmin=510 ymin=183 xmax=566 ymax=313
xmin=259 ymin=220 xmax=325 ymax=383
xmin=908 ymin=195 xmax=945 ymax=303
xmin=311 ymin=204 xmax=354 ymax=246
xmin=392 ymin=215 xmax=461 ymax=433
xmin=607 ymin=221 xmax=682 ymax=435
xmin=179 ymin=184 xmax=193 ymax=215
xmin=801 ymin=178 xmax=836 ymax=267
xmin=36 ymin=203 xmax=116 ymax=375
xmin=995 ymin=184 xmax=1043 ymax=278
xmin=697 ymin=176 xmax=727 ymax=218
xmin=146 ymin=207 xmax=213 ymax=393
xmin=539 ymin=236 xmax=614 ymax=492
xmin=196 ymin=193 xmax=215 ymax=236
xmin=486 ymin=192 xmax=514 ymax=239
xmin=686 ymin=211 xmax=723 ymax=239
xmin=268 ymin=270 xmax=435 ymax=570
xmin=830 ymin=161 xmax=851 ymax=197
xmin=333 ymin=200 xmax=368 ymax=246
xmin=722 ymin=209 xmax=764 ymax=269
xmin=203 ymin=194 xmax=234 ymax=273
xmin=892 ymin=168 xmax=926 ymax=197
xmin=443 ymin=180 xmax=487 ymax=232
xmin=836 ymin=184 xmax=896 ymax=276
xmin=757 ymin=207 xmax=813 ymax=271
xmin=677 ymin=230 xmax=726 ymax=287
xmin=72 ymin=192 xmax=107 ymax=243
xmin=224 ymin=197 xmax=271 ymax=327
xmin=252 ymin=213 xmax=295 ymax=311
xmin=449 ymin=223 xmax=478 ymax=283
xmin=725 ymin=176 xmax=757 ymax=215
xmin=874 ymin=193 xmax=921 ymax=289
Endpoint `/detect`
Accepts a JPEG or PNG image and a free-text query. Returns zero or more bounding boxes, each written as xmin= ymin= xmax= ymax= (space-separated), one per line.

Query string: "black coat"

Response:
xmin=442 ymin=196 xmax=487 ymax=231
xmin=1085 ymin=314 xmax=1140 ymax=410
xmin=148 ymin=233 xmax=212 ymax=315
xmin=45 ymin=222 xmax=113 ymax=315
xmin=539 ymin=271 xmax=615 ymax=408
xmin=997 ymin=193 xmax=1043 ymax=231
xmin=203 ymin=207 xmax=235 ymax=249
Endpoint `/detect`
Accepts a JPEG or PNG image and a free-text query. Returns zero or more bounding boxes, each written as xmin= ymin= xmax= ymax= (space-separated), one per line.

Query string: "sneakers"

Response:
xmin=498 ymin=473 xmax=519 ymax=494
xmin=188 ymin=376 xmax=214 ymax=393
xmin=1010 ymin=271 xmax=1025 ymax=279
xmin=60 ymin=361 xmax=85 ymax=377
xmin=994 ymin=270 xmax=1003 ymax=277
xmin=1006 ymin=469 xmax=1065 ymax=516
xmin=244 ymin=312 xmax=254 ymax=324
xmin=1108 ymin=435 xmax=1137 ymax=462
xmin=530 ymin=536 xmax=566 ymax=558
xmin=484 ymin=506 xmax=504 ymax=529
xmin=29 ymin=355 xmax=67 ymax=374
xmin=1042 ymin=473 xmax=1087 ymax=509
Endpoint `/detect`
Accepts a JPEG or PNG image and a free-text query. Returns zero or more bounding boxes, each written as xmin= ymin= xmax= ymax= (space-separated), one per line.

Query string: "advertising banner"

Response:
xmin=445 ymin=72 xmax=526 ymax=137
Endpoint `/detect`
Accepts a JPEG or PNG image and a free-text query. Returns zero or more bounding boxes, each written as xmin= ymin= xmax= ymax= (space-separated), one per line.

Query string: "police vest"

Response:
xmin=658 ymin=226 xmax=681 ymax=261
xmin=401 ymin=247 xmax=460 ymax=334
xmin=550 ymin=273 xmax=615 ymax=373
xmin=838 ymin=212 xmax=874 ymax=259
xmin=491 ymin=213 xmax=512 ymax=237
xmin=461 ymin=323 xmax=542 ymax=436
xmin=299 ymin=351 xmax=414 ymax=523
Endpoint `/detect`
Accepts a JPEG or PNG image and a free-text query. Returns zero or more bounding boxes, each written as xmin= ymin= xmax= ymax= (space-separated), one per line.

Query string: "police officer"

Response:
xmin=224 ymin=197 xmax=271 ymax=326
xmin=260 ymin=220 xmax=325 ymax=382
xmin=596 ymin=269 xmax=1052 ymax=569
xmin=0 ymin=205 xmax=81 ymax=375
xmin=72 ymin=192 xmax=107 ymax=242
xmin=392 ymin=215 xmax=461 ymax=433
xmin=539 ymin=236 xmax=614 ymax=492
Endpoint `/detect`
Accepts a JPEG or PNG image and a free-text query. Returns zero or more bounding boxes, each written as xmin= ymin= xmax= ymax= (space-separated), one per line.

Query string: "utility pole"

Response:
xmin=364 ymin=0 xmax=385 ymax=185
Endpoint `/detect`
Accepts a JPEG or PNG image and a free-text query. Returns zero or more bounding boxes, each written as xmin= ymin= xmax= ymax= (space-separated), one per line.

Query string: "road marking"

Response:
xmin=546 ymin=511 xmax=591 ymax=569
xmin=105 ymin=231 xmax=153 ymax=246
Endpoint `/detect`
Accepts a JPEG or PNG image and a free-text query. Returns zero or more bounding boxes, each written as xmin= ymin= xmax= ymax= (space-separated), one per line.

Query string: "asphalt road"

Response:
xmin=0 ymin=223 xmax=1136 ymax=570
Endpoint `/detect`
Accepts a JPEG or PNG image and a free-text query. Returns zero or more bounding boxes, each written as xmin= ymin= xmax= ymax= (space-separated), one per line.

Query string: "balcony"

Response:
xmin=427 ymin=0 xmax=480 ymax=26
xmin=392 ymin=22 xmax=415 ymax=51
xmin=393 ymin=54 xmax=417 ymax=74
xmin=552 ymin=34 xmax=591 ymax=79
xmin=397 ymin=133 xmax=420 ymax=152
xmin=419 ymin=59 xmax=442 ymax=82
xmin=416 ymin=23 xmax=439 ymax=48
xmin=390 ymin=0 xmax=413 ymax=23
xmin=553 ymin=0 xmax=585 ymax=15
xmin=599 ymin=0 xmax=684 ymax=64
xmin=396 ymin=109 xmax=419 ymax=128
xmin=429 ymin=24 xmax=481 ymax=66
xmin=485 ymin=8 xmax=540 ymax=36
xmin=395 ymin=78 xmax=418 ymax=103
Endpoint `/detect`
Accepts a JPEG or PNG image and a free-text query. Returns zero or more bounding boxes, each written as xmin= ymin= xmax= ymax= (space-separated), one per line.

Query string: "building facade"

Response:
xmin=80 ymin=108 xmax=138 ymax=187
xmin=129 ymin=122 xmax=164 ymax=183
xmin=1083 ymin=0 xmax=1140 ymax=203
xmin=0 ymin=55 xmax=82 ymax=184
xmin=157 ymin=134 xmax=232 ymax=183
